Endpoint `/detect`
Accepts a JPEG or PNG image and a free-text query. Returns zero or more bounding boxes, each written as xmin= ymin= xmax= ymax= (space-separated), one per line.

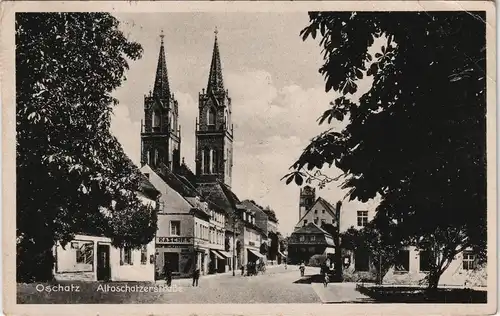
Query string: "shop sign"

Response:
xmin=157 ymin=237 xmax=192 ymax=244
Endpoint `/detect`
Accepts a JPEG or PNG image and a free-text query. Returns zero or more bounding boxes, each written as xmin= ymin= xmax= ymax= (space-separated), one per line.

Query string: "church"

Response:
xmin=138 ymin=30 xmax=267 ymax=279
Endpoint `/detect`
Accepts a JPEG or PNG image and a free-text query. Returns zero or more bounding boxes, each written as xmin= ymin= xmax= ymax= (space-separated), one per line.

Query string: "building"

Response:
xmin=287 ymin=222 xmax=336 ymax=265
xmin=290 ymin=185 xmax=486 ymax=287
xmin=235 ymin=204 xmax=266 ymax=266
xmin=53 ymin=175 xmax=160 ymax=282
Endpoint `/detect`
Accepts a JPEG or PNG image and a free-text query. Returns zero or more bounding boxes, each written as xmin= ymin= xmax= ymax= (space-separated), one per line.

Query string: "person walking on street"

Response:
xmin=321 ymin=262 xmax=329 ymax=287
xmin=299 ymin=262 xmax=305 ymax=277
xmin=192 ymin=264 xmax=200 ymax=287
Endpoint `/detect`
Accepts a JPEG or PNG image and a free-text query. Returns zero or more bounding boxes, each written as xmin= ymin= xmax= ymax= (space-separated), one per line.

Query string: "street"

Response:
xmin=153 ymin=265 xmax=322 ymax=303
xmin=19 ymin=265 xmax=371 ymax=304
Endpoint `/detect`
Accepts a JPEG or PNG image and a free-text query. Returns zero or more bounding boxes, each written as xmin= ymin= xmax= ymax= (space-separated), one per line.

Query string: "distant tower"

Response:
xmin=299 ymin=185 xmax=316 ymax=220
xmin=141 ymin=30 xmax=181 ymax=171
xmin=195 ymin=28 xmax=234 ymax=187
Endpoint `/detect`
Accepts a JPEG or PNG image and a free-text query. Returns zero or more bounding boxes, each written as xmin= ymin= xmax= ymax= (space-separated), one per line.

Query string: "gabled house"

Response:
xmin=287 ymin=222 xmax=336 ymax=265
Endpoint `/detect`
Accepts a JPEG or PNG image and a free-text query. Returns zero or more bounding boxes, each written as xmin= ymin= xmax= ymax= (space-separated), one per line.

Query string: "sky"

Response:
xmin=110 ymin=12 xmax=378 ymax=235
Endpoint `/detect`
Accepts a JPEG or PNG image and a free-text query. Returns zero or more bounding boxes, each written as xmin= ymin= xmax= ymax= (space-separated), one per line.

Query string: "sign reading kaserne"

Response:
xmin=156 ymin=237 xmax=192 ymax=244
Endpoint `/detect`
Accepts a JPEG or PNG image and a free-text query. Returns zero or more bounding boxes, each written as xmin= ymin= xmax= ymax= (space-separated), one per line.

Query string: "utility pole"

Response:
xmin=232 ymin=218 xmax=236 ymax=276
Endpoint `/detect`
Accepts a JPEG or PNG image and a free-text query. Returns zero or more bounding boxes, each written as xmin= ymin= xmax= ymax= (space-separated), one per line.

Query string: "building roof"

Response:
xmin=291 ymin=222 xmax=332 ymax=237
xmin=197 ymin=181 xmax=241 ymax=234
xmin=207 ymin=31 xmax=224 ymax=94
xmin=153 ymin=31 xmax=171 ymax=100
xmin=295 ymin=196 xmax=338 ymax=228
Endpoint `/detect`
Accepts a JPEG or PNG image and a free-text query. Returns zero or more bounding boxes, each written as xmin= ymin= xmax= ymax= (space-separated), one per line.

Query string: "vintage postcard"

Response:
xmin=1 ymin=1 xmax=497 ymax=315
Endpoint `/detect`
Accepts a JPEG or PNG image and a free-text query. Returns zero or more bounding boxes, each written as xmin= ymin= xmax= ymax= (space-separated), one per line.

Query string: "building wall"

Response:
xmin=54 ymin=234 xmax=155 ymax=282
xmin=339 ymin=246 xmax=487 ymax=287
xmin=297 ymin=202 xmax=336 ymax=228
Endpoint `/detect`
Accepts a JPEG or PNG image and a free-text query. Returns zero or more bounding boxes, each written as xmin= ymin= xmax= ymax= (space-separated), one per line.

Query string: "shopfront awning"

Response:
xmin=323 ymin=247 xmax=336 ymax=255
xmin=210 ymin=250 xmax=224 ymax=260
xmin=217 ymin=250 xmax=232 ymax=258
xmin=247 ymin=248 xmax=265 ymax=258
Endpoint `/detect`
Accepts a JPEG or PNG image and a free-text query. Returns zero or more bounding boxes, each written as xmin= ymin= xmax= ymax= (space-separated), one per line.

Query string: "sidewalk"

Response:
xmin=312 ymin=282 xmax=374 ymax=303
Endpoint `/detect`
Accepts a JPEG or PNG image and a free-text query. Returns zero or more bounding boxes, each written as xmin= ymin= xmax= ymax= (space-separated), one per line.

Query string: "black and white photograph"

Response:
xmin=2 ymin=1 xmax=497 ymax=315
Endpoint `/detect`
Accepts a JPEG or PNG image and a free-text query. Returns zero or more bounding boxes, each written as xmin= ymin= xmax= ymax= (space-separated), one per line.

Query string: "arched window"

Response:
xmin=212 ymin=150 xmax=218 ymax=173
xmin=154 ymin=149 xmax=159 ymax=165
xmin=207 ymin=108 xmax=216 ymax=126
xmin=152 ymin=110 xmax=160 ymax=129
xmin=203 ymin=149 xmax=210 ymax=174
xmin=224 ymin=110 xmax=228 ymax=129
xmin=147 ymin=150 xmax=151 ymax=165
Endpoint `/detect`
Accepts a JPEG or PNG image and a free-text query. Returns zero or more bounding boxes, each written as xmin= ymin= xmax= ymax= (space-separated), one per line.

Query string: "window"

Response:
xmin=154 ymin=149 xmax=159 ymax=165
xmin=299 ymin=235 xmax=305 ymax=242
xmin=332 ymin=219 xmax=335 ymax=224
xmin=212 ymin=150 xmax=218 ymax=173
xmin=75 ymin=242 xmax=93 ymax=264
xmin=141 ymin=245 xmax=147 ymax=265
xmin=207 ymin=107 xmax=216 ymax=126
xmin=322 ymin=210 xmax=325 ymax=214
xmin=314 ymin=218 xmax=318 ymax=224
xmin=463 ymin=251 xmax=476 ymax=270
xmin=203 ymin=149 xmax=210 ymax=174
xmin=120 ymin=247 xmax=132 ymax=265
xmin=310 ymin=235 xmax=316 ymax=241
xmin=152 ymin=110 xmax=160 ymax=128
xmin=355 ymin=248 xmax=370 ymax=271
xmin=357 ymin=211 xmax=369 ymax=227
xmin=314 ymin=209 xmax=318 ymax=214
xmin=303 ymin=219 xmax=308 ymax=226
xmin=170 ymin=221 xmax=181 ymax=236
xmin=419 ymin=250 xmax=431 ymax=272
xmin=394 ymin=250 xmax=410 ymax=272
xmin=321 ymin=219 xmax=325 ymax=225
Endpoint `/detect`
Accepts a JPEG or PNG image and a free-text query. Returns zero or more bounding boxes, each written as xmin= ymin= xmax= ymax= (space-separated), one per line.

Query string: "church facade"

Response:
xmin=138 ymin=30 xmax=270 ymax=279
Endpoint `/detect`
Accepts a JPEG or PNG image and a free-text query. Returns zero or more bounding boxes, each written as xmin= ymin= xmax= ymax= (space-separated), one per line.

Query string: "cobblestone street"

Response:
xmin=152 ymin=265 xmax=322 ymax=303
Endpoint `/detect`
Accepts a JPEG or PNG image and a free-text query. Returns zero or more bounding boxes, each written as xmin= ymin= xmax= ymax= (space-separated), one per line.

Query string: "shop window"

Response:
xmin=75 ymin=242 xmax=93 ymax=264
xmin=303 ymin=220 xmax=308 ymax=226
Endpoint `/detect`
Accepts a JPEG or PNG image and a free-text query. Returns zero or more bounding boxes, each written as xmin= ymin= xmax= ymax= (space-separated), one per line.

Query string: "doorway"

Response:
xmin=96 ymin=244 xmax=110 ymax=281
xmin=163 ymin=252 xmax=180 ymax=273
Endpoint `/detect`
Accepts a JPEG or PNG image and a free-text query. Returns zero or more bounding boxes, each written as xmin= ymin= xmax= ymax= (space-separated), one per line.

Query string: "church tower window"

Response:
xmin=203 ymin=149 xmax=210 ymax=174
xmin=212 ymin=150 xmax=218 ymax=173
xmin=207 ymin=108 xmax=216 ymax=126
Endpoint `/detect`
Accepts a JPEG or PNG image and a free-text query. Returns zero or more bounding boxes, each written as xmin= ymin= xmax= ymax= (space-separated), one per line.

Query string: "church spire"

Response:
xmin=153 ymin=30 xmax=171 ymax=100
xmin=207 ymin=27 xmax=224 ymax=94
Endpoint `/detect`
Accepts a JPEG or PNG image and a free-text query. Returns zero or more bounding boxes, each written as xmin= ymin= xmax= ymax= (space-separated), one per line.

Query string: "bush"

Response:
xmin=308 ymin=254 xmax=327 ymax=267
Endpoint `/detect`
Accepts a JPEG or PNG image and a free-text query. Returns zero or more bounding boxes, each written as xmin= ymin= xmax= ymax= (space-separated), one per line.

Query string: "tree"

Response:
xmin=284 ymin=12 xmax=487 ymax=289
xmin=16 ymin=13 xmax=157 ymax=282
xmin=340 ymin=224 xmax=399 ymax=284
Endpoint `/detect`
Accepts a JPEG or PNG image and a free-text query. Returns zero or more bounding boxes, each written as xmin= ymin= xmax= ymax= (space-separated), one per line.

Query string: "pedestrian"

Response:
xmin=300 ymin=261 xmax=305 ymax=277
xmin=284 ymin=258 xmax=287 ymax=270
xmin=321 ymin=262 xmax=329 ymax=287
xmin=241 ymin=264 xmax=245 ymax=276
xmin=192 ymin=264 xmax=200 ymax=287
xmin=164 ymin=261 xmax=172 ymax=287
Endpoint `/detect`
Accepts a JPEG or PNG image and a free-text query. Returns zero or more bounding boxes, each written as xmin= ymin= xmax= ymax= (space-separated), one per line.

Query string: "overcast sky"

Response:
xmin=110 ymin=12 xmax=377 ymax=235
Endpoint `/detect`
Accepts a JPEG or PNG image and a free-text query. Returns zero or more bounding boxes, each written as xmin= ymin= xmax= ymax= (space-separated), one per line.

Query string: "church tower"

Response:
xmin=299 ymin=185 xmax=316 ymax=221
xmin=141 ymin=31 xmax=181 ymax=171
xmin=195 ymin=29 xmax=233 ymax=187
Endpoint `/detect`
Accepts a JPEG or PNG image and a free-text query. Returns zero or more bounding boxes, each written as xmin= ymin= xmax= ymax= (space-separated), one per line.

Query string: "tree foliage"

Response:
xmin=340 ymin=224 xmax=399 ymax=284
xmin=16 ymin=13 xmax=157 ymax=282
xmin=286 ymin=12 xmax=487 ymax=288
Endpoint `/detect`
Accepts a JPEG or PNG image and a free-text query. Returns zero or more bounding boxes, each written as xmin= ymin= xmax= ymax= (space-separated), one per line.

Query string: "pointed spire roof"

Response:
xmin=153 ymin=30 xmax=171 ymax=100
xmin=207 ymin=27 xmax=224 ymax=94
